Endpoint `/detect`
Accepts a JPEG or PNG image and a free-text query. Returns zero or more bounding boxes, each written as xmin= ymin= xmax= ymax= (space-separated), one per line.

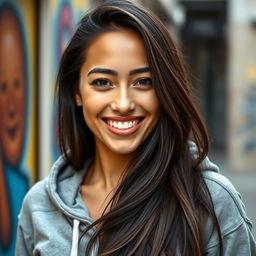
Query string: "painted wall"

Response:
xmin=228 ymin=0 xmax=256 ymax=171
xmin=39 ymin=0 xmax=89 ymax=178
xmin=0 ymin=0 xmax=37 ymax=255
xmin=0 ymin=0 xmax=91 ymax=254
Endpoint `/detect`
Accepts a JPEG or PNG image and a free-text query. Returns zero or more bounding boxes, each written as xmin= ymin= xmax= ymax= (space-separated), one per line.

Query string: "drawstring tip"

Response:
xmin=70 ymin=219 xmax=80 ymax=256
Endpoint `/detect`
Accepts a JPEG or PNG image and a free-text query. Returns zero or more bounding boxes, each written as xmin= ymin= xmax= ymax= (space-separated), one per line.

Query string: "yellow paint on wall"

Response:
xmin=247 ymin=64 xmax=256 ymax=82
xmin=18 ymin=0 xmax=37 ymax=182
xmin=74 ymin=0 xmax=89 ymax=9
xmin=50 ymin=0 xmax=59 ymax=12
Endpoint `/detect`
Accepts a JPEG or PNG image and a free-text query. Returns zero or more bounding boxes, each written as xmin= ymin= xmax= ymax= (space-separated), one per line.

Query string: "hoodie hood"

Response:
xmin=16 ymin=143 xmax=256 ymax=256
xmin=46 ymin=141 xmax=219 ymax=221
xmin=15 ymin=142 xmax=219 ymax=256
xmin=46 ymin=157 xmax=97 ymax=256
xmin=46 ymin=156 xmax=94 ymax=223
xmin=188 ymin=140 xmax=219 ymax=173
xmin=43 ymin=143 xmax=219 ymax=255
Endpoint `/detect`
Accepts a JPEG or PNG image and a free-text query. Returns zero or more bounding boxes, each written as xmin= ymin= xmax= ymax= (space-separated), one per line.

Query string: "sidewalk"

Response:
xmin=209 ymin=150 xmax=256 ymax=238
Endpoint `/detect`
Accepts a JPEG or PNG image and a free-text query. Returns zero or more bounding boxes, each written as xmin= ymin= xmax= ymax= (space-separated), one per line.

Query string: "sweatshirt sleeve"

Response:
xmin=15 ymin=194 xmax=34 ymax=256
xmin=203 ymin=171 xmax=256 ymax=255
xmin=15 ymin=221 xmax=33 ymax=256
xmin=206 ymin=219 xmax=256 ymax=255
xmin=15 ymin=180 xmax=47 ymax=256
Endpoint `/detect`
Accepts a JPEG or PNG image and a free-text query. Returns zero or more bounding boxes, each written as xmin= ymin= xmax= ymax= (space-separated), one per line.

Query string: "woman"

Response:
xmin=16 ymin=0 xmax=256 ymax=255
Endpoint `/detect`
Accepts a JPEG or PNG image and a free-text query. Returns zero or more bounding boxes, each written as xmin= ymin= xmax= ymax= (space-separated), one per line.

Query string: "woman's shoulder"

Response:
xmin=22 ymin=155 xmax=70 ymax=212
xmin=203 ymin=170 xmax=241 ymax=204
xmin=202 ymin=170 xmax=256 ymax=253
xmin=202 ymin=170 xmax=256 ymax=254
xmin=21 ymin=177 xmax=55 ymax=214
xmin=203 ymin=170 xmax=251 ymax=229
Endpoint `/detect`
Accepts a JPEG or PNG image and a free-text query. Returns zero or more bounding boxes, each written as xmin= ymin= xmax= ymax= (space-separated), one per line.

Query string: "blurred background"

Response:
xmin=0 ymin=0 xmax=255 ymax=255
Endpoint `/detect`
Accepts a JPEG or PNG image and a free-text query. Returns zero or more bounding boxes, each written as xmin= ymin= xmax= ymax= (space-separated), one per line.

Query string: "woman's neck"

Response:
xmin=83 ymin=138 xmax=135 ymax=191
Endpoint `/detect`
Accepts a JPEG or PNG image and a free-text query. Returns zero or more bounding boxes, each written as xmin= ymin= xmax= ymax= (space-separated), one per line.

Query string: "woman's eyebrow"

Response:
xmin=87 ymin=66 xmax=150 ymax=76
xmin=87 ymin=68 xmax=117 ymax=76
xmin=129 ymin=67 xmax=150 ymax=75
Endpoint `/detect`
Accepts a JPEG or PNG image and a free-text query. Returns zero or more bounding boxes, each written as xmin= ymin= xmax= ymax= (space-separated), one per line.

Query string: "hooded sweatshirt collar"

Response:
xmin=46 ymin=156 xmax=94 ymax=223
xmin=46 ymin=141 xmax=219 ymax=223
xmin=44 ymin=142 xmax=219 ymax=256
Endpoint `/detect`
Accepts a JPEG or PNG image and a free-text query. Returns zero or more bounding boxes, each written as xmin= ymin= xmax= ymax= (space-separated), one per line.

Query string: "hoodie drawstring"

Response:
xmin=70 ymin=219 xmax=80 ymax=256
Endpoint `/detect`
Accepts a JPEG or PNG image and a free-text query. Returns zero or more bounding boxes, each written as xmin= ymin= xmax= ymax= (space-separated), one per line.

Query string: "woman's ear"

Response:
xmin=75 ymin=94 xmax=82 ymax=106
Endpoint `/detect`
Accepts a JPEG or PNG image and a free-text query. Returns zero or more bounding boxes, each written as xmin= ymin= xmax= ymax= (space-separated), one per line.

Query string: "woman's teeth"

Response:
xmin=107 ymin=120 xmax=139 ymax=129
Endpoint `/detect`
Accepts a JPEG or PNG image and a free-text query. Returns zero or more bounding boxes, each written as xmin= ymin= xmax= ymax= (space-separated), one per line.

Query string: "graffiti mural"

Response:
xmin=40 ymin=0 xmax=89 ymax=172
xmin=0 ymin=3 xmax=29 ymax=255
xmin=52 ymin=1 xmax=74 ymax=161
xmin=0 ymin=1 xmax=37 ymax=255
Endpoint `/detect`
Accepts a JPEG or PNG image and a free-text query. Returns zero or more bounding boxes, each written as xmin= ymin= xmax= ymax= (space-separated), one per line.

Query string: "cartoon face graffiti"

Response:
xmin=0 ymin=8 xmax=26 ymax=167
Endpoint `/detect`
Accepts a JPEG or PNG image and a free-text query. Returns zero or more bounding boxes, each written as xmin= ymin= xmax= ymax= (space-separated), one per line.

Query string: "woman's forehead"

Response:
xmin=81 ymin=29 xmax=149 ymax=74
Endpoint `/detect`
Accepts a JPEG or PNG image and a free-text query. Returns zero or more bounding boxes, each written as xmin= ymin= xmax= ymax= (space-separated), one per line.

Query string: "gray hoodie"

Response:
xmin=15 ymin=150 xmax=256 ymax=256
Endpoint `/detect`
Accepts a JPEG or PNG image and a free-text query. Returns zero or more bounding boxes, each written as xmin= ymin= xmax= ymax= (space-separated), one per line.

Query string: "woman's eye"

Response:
xmin=90 ymin=79 xmax=112 ymax=88
xmin=135 ymin=78 xmax=152 ymax=87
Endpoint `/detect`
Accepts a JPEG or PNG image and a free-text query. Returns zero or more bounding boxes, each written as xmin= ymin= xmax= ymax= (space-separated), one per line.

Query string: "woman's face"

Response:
xmin=76 ymin=29 xmax=159 ymax=155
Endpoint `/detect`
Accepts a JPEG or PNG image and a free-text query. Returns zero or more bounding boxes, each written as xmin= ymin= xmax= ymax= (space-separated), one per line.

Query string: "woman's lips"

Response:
xmin=102 ymin=117 xmax=144 ymax=135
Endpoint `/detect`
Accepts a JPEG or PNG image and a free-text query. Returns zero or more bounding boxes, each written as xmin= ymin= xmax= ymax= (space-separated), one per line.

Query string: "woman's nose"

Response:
xmin=110 ymin=87 xmax=135 ymax=114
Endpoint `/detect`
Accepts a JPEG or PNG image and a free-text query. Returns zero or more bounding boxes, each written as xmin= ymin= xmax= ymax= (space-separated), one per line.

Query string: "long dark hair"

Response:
xmin=56 ymin=0 xmax=223 ymax=255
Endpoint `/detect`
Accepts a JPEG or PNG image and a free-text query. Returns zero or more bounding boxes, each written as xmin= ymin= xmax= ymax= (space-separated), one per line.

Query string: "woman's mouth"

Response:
xmin=107 ymin=119 xmax=140 ymax=129
xmin=102 ymin=117 xmax=144 ymax=135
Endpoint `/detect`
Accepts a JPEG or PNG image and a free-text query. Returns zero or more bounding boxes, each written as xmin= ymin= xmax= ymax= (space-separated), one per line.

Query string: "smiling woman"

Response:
xmin=16 ymin=0 xmax=256 ymax=256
